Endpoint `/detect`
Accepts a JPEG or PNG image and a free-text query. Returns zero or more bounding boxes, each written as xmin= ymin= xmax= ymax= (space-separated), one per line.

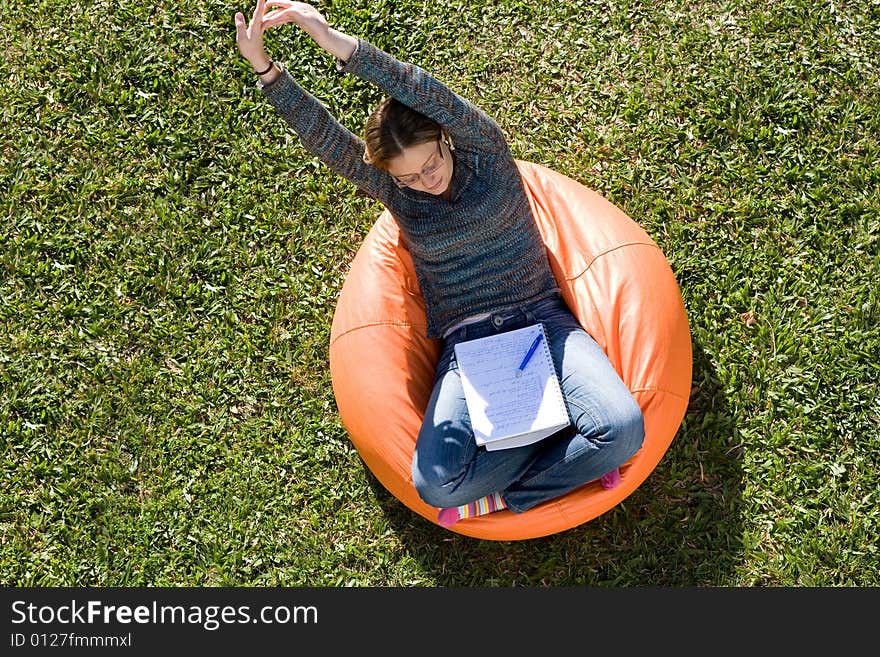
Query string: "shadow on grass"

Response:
xmin=362 ymin=337 xmax=745 ymax=586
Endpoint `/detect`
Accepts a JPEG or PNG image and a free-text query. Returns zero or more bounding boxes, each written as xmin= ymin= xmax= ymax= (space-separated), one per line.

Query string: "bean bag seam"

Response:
xmin=565 ymin=241 xmax=661 ymax=282
xmin=330 ymin=320 xmax=427 ymax=348
xmin=629 ymin=385 xmax=689 ymax=402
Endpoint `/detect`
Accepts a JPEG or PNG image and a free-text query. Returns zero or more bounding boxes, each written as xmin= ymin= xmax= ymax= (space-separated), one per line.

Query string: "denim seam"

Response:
xmin=563 ymin=396 xmax=602 ymax=436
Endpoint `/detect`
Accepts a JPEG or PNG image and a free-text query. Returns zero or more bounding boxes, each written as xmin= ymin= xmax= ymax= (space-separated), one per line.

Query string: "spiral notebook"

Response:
xmin=454 ymin=323 xmax=570 ymax=451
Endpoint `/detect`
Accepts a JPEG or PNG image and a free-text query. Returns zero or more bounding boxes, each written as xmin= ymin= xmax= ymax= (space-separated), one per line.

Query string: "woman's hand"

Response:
xmin=263 ymin=1 xmax=356 ymax=61
xmin=235 ymin=0 xmax=356 ymax=70
xmin=234 ymin=0 xmax=273 ymax=68
xmin=261 ymin=1 xmax=331 ymax=42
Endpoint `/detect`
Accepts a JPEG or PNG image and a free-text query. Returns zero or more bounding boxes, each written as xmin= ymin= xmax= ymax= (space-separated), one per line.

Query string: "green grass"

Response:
xmin=1 ymin=0 xmax=878 ymax=586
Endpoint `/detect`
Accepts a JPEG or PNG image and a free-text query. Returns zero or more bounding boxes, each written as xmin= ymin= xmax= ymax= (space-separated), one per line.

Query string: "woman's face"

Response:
xmin=386 ymin=138 xmax=453 ymax=195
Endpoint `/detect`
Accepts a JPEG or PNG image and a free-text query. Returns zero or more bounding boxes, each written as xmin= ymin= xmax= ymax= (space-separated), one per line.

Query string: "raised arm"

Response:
xmin=234 ymin=1 xmax=385 ymax=197
xmin=254 ymin=1 xmax=507 ymax=154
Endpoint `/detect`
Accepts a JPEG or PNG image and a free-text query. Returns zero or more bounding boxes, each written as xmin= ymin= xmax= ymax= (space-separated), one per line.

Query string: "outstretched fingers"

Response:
xmin=245 ymin=0 xmax=267 ymax=33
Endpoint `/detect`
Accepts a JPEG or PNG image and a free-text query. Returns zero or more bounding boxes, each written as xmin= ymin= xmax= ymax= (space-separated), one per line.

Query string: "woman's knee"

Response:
xmin=607 ymin=394 xmax=645 ymax=460
xmin=411 ymin=436 xmax=467 ymax=508
xmin=411 ymin=452 xmax=444 ymax=505
xmin=411 ymin=463 xmax=470 ymax=508
xmin=413 ymin=479 xmax=471 ymax=508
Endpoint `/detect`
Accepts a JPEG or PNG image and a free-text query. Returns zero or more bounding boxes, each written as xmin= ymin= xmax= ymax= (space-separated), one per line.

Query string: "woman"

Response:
xmin=234 ymin=1 xmax=645 ymax=527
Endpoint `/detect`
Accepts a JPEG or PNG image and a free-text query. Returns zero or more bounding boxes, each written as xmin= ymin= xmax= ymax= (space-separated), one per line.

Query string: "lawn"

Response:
xmin=1 ymin=0 xmax=878 ymax=586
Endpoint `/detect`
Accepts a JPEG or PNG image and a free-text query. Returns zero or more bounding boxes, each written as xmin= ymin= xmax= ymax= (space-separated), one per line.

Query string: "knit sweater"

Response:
xmin=258 ymin=38 xmax=559 ymax=339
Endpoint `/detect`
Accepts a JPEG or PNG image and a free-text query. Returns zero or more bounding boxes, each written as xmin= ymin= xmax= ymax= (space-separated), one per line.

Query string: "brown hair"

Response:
xmin=363 ymin=97 xmax=442 ymax=170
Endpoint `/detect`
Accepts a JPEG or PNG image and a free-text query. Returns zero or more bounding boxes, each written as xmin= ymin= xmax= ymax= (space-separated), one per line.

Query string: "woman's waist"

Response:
xmin=441 ymin=291 xmax=566 ymax=342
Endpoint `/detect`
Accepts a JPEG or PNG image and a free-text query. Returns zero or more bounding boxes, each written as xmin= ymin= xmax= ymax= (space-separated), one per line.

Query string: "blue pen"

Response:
xmin=516 ymin=332 xmax=544 ymax=376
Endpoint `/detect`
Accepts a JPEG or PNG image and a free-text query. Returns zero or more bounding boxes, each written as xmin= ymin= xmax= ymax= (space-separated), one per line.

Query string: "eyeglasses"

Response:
xmin=392 ymin=139 xmax=445 ymax=188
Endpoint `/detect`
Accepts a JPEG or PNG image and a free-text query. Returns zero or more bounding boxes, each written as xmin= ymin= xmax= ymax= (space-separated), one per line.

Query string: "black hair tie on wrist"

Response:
xmin=253 ymin=61 xmax=274 ymax=75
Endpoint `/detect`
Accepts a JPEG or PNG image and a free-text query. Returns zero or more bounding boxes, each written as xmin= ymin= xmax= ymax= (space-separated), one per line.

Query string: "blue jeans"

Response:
xmin=411 ymin=293 xmax=645 ymax=513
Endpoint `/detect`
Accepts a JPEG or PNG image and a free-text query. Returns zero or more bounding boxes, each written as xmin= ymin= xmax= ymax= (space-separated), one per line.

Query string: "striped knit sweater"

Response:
xmin=258 ymin=38 xmax=559 ymax=339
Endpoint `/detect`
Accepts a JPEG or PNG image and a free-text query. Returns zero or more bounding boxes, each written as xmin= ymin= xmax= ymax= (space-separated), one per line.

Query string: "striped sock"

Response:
xmin=437 ymin=493 xmax=507 ymax=528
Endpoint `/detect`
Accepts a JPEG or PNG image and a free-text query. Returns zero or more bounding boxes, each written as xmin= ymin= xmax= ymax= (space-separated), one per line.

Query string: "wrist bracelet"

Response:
xmin=253 ymin=61 xmax=274 ymax=75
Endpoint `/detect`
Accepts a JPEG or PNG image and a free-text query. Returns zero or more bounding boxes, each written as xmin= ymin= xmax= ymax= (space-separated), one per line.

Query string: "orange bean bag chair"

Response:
xmin=329 ymin=160 xmax=692 ymax=540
